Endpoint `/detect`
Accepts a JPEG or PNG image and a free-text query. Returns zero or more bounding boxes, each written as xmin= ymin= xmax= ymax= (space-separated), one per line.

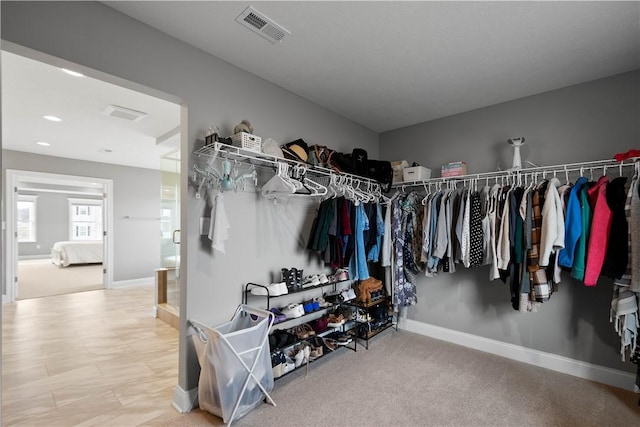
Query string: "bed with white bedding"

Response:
xmin=51 ymin=240 xmax=103 ymax=267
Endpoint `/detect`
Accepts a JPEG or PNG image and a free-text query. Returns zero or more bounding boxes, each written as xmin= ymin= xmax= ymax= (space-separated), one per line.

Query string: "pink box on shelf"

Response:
xmin=441 ymin=161 xmax=468 ymax=177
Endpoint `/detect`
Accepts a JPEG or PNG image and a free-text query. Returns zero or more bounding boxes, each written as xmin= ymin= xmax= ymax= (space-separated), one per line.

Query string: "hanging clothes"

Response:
xmin=584 ymin=175 xmax=612 ymax=286
xmin=209 ymin=192 xmax=230 ymax=254
xmin=444 ymin=191 xmax=457 ymax=273
xmin=611 ymin=171 xmax=639 ymax=361
xmin=348 ymin=202 xmax=370 ymax=281
xmin=488 ymin=184 xmax=501 ymax=280
xmin=381 ymin=201 xmax=392 ymax=267
xmin=571 ymin=183 xmax=593 ymax=281
xmin=392 ymin=197 xmax=418 ymax=309
xmin=496 ymin=186 xmax=512 ymax=273
xmin=602 ymin=177 xmax=629 ymax=279
xmin=468 ymin=191 xmax=484 ymax=267
xmin=367 ymin=204 xmax=385 ymax=263
xmin=558 ymin=176 xmax=589 ymax=268
xmin=630 ymin=176 xmax=640 ymax=293
xmin=539 ymin=178 xmax=565 ymax=267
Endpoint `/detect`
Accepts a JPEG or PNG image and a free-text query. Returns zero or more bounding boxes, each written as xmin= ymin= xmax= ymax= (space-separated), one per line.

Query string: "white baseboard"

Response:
xmin=172 ymin=384 xmax=198 ymax=413
xmin=111 ymin=276 xmax=154 ymax=288
xmin=18 ymin=255 xmax=50 ymax=260
xmin=401 ymin=319 xmax=636 ymax=391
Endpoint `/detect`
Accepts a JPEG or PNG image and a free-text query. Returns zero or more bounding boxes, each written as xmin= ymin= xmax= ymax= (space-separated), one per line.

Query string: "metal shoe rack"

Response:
xmin=243 ymin=280 xmax=358 ymax=380
xmin=345 ymin=296 xmax=398 ymax=350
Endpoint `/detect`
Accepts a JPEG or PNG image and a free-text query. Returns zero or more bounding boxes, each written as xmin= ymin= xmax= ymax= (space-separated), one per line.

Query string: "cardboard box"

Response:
xmin=441 ymin=161 xmax=468 ymax=177
xmin=403 ymin=166 xmax=432 ymax=182
xmin=391 ymin=160 xmax=409 ymax=183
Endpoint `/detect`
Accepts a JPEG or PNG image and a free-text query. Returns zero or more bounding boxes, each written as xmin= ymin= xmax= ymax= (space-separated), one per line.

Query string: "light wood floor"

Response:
xmin=1 ymin=284 xmax=182 ymax=426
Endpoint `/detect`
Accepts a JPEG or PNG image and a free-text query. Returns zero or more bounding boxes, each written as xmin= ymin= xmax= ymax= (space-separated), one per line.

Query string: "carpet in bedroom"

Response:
xmin=16 ymin=259 xmax=103 ymax=300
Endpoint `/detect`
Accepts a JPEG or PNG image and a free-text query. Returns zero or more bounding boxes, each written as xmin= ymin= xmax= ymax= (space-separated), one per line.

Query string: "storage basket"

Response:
xmin=403 ymin=166 xmax=431 ymax=182
xmin=231 ymin=132 xmax=262 ymax=152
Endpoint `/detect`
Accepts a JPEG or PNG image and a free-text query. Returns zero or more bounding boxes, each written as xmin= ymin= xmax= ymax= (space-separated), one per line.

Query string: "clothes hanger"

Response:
xmin=301 ymin=175 xmax=328 ymax=197
xmin=262 ymin=163 xmax=296 ymax=198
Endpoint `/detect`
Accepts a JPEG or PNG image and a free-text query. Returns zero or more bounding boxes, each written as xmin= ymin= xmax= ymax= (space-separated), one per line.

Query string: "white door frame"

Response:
xmin=4 ymin=169 xmax=114 ymax=303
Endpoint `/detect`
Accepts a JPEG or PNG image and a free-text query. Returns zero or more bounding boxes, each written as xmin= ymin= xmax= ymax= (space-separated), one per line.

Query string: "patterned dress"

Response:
xmin=393 ymin=197 xmax=418 ymax=310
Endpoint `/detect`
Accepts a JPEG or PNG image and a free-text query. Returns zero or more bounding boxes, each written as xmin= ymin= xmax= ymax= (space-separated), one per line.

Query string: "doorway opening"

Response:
xmin=2 ymin=44 xmax=184 ymax=305
xmin=5 ymin=170 xmax=113 ymax=301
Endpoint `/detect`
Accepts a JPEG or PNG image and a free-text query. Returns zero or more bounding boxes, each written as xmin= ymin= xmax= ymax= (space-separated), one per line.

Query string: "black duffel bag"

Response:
xmin=367 ymin=159 xmax=393 ymax=193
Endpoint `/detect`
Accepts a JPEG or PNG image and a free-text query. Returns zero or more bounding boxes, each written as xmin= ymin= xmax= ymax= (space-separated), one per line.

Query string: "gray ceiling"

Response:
xmin=1 ymin=51 xmax=181 ymax=170
xmin=3 ymin=2 xmax=639 ymax=171
xmin=104 ymin=1 xmax=640 ymax=133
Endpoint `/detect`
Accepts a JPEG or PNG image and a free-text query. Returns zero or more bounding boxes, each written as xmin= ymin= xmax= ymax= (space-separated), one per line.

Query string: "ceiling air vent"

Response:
xmin=236 ymin=6 xmax=290 ymax=43
xmin=103 ymin=105 xmax=147 ymax=122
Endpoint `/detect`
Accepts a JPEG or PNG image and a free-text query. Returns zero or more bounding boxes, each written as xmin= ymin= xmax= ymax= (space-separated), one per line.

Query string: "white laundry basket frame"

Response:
xmin=190 ymin=305 xmax=276 ymax=425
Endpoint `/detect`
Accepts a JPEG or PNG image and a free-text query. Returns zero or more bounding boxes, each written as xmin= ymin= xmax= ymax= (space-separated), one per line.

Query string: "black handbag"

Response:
xmin=351 ymin=148 xmax=368 ymax=176
xmin=367 ymin=159 xmax=394 ymax=193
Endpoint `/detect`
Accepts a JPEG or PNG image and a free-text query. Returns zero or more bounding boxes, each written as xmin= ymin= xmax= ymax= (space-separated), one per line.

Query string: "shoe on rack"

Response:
xmin=303 ymin=300 xmax=315 ymax=314
xmin=273 ymin=330 xmax=297 ymax=349
xmin=340 ymin=289 xmax=353 ymax=302
xmin=334 ymin=268 xmax=349 ymax=281
xmin=290 ymin=348 xmax=305 ymax=368
xmin=302 ymin=275 xmax=321 ymax=288
xmin=269 ymin=307 xmax=287 ymax=324
xmin=282 ymin=268 xmax=294 ymax=291
xmin=295 ymin=268 xmax=304 ymax=290
xmin=323 ymin=338 xmax=338 ymax=352
xmin=293 ymin=323 xmax=316 ymax=339
xmin=290 ymin=268 xmax=299 ymax=291
xmin=284 ymin=355 xmax=296 ymax=374
xmin=281 ymin=303 xmax=304 ymax=319
xmin=251 ymin=281 xmax=288 ymax=296
xmin=324 ymin=290 xmax=344 ymax=304
xmin=335 ymin=333 xmax=353 ymax=346
xmin=318 ymin=273 xmax=329 ymax=284
xmin=345 ymin=288 xmax=356 ymax=301
xmin=272 ymin=351 xmax=286 ymax=378
xmin=311 ymin=316 xmax=329 ymax=334
xmin=334 ymin=305 xmax=353 ymax=321
xmin=314 ymin=296 xmax=331 ymax=308
xmin=327 ymin=313 xmax=345 ymax=328
xmin=308 ymin=337 xmax=324 ymax=360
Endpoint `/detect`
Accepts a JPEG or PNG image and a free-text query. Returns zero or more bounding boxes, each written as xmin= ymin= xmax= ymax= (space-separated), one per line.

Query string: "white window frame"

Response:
xmin=68 ymin=197 xmax=103 ymax=241
xmin=17 ymin=194 xmax=38 ymax=243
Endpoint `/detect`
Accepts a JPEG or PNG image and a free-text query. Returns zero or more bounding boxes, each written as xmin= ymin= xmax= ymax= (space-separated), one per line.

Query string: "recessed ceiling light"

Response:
xmin=43 ymin=115 xmax=62 ymax=122
xmin=35 ymin=141 xmax=50 ymax=146
xmin=61 ymin=68 xmax=84 ymax=77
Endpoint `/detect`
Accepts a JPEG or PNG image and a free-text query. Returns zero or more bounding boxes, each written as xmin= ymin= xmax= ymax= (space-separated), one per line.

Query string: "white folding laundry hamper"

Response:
xmin=190 ymin=305 xmax=276 ymax=425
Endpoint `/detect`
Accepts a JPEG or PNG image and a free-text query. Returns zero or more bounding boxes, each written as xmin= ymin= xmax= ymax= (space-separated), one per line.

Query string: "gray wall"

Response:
xmin=3 ymin=150 xmax=160 ymax=282
xmin=1 ymin=1 xmax=379 ymax=395
xmin=380 ymin=70 xmax=640 ymax=373
xmin=18 ymin=191 xmax=69 ymax=258
xmin=382 ymin=70 xmax=640 ymax=175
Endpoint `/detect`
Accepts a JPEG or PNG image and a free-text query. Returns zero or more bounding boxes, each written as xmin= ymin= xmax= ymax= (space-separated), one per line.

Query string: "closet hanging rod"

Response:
xmin=194 ymin=141 xmax=382 ymax=190
xmin=393 ymin=157 xmax=639 ymax=189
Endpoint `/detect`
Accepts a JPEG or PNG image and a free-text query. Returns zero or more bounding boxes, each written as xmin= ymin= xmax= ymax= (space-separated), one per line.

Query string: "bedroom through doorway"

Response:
xmin=5 ymin=170 xmax=113 ymax=301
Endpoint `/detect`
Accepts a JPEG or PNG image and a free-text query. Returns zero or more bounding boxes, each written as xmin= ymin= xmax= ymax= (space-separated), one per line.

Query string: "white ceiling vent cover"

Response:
xmin=103 ymin=105 xmax=147 ymax=122
xmin=236 ymin=6 xmax=290 ymax=43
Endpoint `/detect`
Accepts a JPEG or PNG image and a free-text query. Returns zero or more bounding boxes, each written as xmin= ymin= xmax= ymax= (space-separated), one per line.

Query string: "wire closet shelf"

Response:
xmin=393 ymin=157 xmax=640 ymax=191
xmin=193 ymin=141 xmax=383 ymax=194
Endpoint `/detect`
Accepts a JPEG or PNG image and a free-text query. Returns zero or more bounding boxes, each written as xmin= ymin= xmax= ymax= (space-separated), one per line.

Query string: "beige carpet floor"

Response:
xmin=153 ymin=330 xmax=640 ymax=427
xmin=16 ymin=258 xmax=103 ymax=300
